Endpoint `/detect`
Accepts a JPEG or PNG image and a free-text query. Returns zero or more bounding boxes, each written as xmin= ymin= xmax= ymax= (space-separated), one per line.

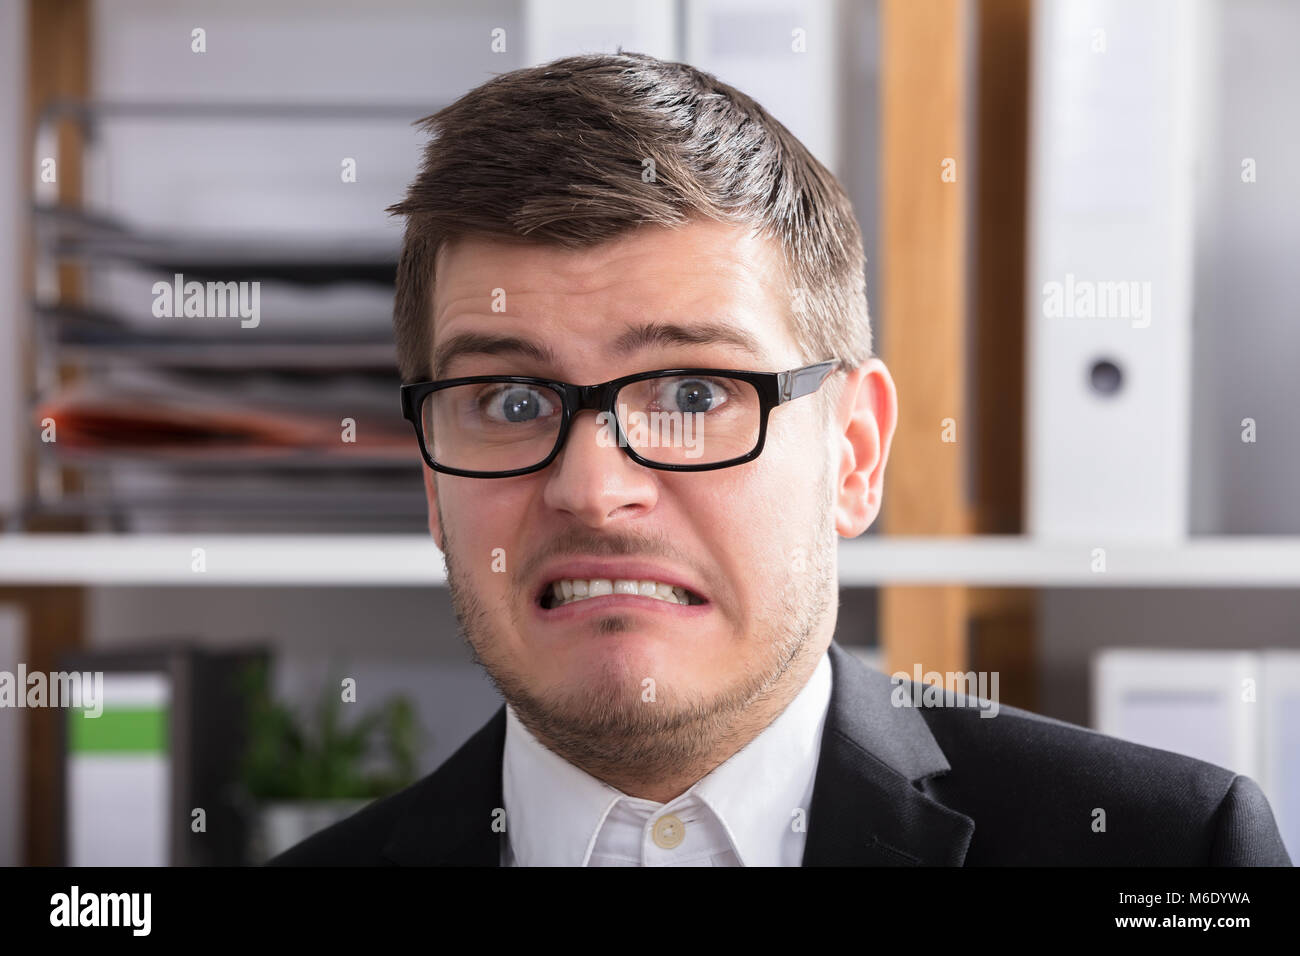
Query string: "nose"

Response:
xmin=541 ymin=408 xmax=659 ymax=526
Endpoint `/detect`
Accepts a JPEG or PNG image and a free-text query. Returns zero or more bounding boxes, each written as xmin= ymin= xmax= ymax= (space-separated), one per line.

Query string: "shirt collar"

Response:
xmin=691 ymin=649 xmax=831 ymax=865
xmin=502 ymin=648 xmax=832 ymax=866
xmin=502 ymin=704 xmax=622 ymax=867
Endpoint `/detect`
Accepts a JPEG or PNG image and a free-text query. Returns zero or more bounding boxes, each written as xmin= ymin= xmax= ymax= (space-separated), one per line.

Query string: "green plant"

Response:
xmin=239 ymin=660 xmax=423 ymax=800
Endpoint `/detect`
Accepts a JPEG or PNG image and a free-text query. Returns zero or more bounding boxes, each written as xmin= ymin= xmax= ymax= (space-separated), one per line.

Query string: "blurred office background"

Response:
xmin=0 ymin=0 xmax=1298 ymax=864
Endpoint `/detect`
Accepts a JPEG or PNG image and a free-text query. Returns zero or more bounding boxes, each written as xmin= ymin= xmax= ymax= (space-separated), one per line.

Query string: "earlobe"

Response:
xmin=834 ymin=359 xmax=897 ymax=538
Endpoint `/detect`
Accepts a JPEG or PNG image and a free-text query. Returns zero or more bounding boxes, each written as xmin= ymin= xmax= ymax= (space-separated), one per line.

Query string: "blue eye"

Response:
xmin=481 ymin=385 xmax=556 ymax=423
xmin=661 ymin=377 xmax=730 ymax=414
xmin=676 ymin=380 xmax=714 ymax=413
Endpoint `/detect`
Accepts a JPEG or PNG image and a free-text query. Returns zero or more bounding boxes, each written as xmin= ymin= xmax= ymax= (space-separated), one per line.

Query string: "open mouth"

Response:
xmin=537 ymin=577 xmax=708 ymax=610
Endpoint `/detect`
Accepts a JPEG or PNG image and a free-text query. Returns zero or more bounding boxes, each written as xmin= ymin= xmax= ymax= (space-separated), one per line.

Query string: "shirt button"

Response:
xmin=652 ymin=813 xmax=686 ymax=849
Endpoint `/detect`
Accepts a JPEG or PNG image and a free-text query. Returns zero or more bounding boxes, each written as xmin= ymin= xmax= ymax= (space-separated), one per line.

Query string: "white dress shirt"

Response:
xmin=501 ymin=649 xmax=832 ymax=866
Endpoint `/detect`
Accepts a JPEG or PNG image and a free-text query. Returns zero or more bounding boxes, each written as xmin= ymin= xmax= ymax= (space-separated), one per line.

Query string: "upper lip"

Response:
xmin=534 ymin=559 xmax=709 ymax=603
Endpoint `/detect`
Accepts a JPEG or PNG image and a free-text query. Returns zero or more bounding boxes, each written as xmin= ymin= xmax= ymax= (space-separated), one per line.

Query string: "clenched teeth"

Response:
xmin=544 ymin=578 xmax=704 ymax=608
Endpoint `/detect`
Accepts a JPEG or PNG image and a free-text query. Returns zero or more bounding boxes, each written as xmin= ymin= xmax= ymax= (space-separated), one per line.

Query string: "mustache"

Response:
xmin=516 ymin=528 xmax=693 ymax=589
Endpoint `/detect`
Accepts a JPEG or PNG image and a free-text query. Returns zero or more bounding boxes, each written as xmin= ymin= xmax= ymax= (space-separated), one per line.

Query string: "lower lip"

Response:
xmin=533 ymin=593 xmax=712 ymax=623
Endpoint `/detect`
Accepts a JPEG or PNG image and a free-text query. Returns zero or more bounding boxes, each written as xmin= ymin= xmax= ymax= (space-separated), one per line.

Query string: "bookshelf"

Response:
xmin=27 ymin=100 xmax=436 ymax=533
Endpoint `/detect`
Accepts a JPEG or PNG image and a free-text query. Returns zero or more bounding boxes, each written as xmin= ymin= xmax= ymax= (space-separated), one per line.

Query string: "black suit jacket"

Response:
xmin=269 ymin=641 xmax=1292 ymax=866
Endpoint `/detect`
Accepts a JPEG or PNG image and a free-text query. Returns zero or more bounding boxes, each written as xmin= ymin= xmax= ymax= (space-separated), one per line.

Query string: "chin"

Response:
xmin=553 ymin=633 xmax=672 ymax=677
xmin=541 ymin=641 xmax=709 ymax=704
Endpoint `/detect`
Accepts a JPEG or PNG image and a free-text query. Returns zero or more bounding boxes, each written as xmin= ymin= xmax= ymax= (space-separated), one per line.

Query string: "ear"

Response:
xmin=422 ymin=463 xmax=446 ymax=552
xmin=833 ymin=358 xmax=898 ymax=537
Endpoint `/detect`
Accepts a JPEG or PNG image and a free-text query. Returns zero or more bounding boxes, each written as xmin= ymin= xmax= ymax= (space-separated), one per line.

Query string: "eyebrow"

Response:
xmin=431 ymin=320 xmax=770 ymax=379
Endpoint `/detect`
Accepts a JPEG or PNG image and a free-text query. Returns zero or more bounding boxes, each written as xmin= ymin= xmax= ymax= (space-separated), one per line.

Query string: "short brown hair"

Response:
xmin=388 ymin=51 xmax=872 ymax=399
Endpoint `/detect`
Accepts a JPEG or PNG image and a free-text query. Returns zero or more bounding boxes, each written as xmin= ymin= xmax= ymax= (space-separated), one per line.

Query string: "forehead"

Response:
xmin=430 ymin=219 xmax=797 ymax=361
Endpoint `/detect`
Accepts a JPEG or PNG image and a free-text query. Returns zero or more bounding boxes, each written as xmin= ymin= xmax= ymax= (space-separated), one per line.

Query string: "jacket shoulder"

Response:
xmin=264 ymin=772 xmax=439 ymax=866
xmin=266 ymin=706 xmax=505 ymax=866
xmin=911 ymin=694 xmax=1289 ymax=865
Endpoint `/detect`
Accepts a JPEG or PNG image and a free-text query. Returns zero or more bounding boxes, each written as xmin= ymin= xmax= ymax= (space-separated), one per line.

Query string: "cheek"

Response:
xmin=687 ymin=460 xmax=806 ymax=603
xmin=743 ymin=427 xmax=829 ymax=567
xmin=752 ymin=413 xmax=825 ymax=518
xmin=443 ymin=486 xmax=528 ymax=578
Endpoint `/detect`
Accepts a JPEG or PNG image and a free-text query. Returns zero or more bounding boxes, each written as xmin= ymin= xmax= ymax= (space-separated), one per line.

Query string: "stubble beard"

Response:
xmin=437 ymin=468 xmax=836 ymax=784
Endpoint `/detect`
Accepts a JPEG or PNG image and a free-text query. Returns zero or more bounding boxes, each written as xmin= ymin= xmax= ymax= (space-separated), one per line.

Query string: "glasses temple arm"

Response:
xmin=778 ymin=360 xmax=841 ymax=403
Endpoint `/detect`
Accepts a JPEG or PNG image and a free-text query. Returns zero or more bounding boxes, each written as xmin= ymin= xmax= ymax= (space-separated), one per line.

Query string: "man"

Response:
xmin=271 ymin=52 xmax=1290 ymax=866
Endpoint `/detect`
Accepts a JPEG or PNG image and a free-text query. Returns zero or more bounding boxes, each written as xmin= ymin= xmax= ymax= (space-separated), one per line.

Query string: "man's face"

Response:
xmin=424 ymin=219 xmax=856 ymax=768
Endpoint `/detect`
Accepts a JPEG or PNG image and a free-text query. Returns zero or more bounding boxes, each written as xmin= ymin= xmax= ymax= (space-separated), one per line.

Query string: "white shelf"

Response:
xmin=2 ymin=534 xmax=1300 ymax=586
xmin=0 ymin=534 xmax=444 ymax=585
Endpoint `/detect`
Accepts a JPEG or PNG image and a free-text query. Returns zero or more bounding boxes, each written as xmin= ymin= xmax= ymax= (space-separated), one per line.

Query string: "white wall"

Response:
xmin=0 ymin=0 xmax=27 ymax=868
xmin=0 ymin=0 xmax=26 ymax=518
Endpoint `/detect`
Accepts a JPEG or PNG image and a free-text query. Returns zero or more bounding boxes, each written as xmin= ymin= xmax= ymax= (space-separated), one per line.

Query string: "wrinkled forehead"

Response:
xmin=429 ymin=220 xmax=798 ymax=365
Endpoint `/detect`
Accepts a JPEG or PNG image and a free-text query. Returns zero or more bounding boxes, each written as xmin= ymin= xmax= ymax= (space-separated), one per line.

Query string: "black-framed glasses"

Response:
xmin=399 ymin=359 xmax=841 ymax=478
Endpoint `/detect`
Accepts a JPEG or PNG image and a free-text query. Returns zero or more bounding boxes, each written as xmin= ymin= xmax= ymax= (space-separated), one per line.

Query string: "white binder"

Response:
xmin=1026 ymin=0 xmax=1206 ymax=540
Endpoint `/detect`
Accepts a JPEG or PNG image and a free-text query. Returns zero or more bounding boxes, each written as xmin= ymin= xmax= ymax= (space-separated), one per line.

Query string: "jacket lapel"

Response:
xmin=802 ymin=642 xmax=975 ymax=865
xmin=382 ymin=706 xmax=506 ymax=866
